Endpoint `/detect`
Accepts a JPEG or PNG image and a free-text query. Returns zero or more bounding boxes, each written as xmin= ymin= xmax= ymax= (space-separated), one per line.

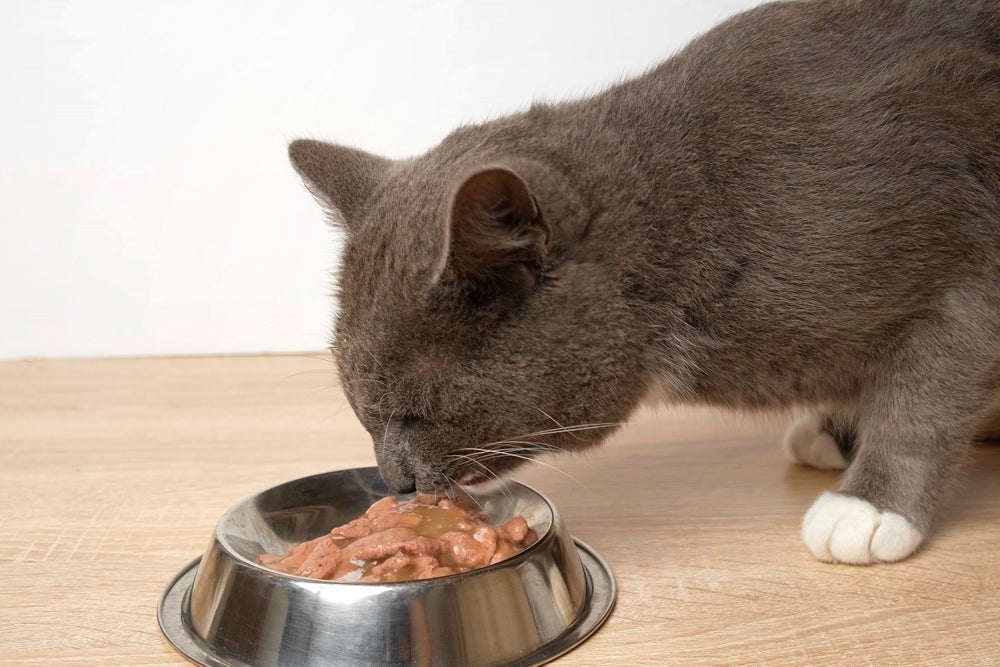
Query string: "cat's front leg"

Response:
xmin=790 ymin=410 xmax=926 ymax=563
xmin=800 ymin=295 xmax=999 ymax=564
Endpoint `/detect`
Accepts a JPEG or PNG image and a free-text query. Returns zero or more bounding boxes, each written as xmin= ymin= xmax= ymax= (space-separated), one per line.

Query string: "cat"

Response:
xmin=288 ymin=0 xmax=1000 ymax=565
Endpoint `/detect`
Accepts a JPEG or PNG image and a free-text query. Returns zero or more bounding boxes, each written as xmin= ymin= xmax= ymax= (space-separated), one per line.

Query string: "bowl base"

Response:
xmin=159 ymin=539 xmax=616 ymax=667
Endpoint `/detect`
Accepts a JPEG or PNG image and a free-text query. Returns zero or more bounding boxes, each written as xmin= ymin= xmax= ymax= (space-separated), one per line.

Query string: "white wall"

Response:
xmin=0 ymin=0 xmax=765 ymax=360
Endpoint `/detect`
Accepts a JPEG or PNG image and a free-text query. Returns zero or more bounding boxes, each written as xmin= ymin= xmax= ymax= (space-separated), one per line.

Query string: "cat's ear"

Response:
xmin=288 ymin=139 xmax=390 ymax=228
xmin=437 ymin=166 xmax=550 ymax=304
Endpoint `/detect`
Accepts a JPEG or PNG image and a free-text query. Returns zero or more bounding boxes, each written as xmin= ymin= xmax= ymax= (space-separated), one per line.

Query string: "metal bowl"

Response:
xmin=159 ymin=467 xmax=615 ymax=667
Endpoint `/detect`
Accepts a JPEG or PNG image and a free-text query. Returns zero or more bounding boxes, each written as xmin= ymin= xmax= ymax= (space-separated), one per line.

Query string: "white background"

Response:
xmin=1 ymin=0 xmax=765 ymax=360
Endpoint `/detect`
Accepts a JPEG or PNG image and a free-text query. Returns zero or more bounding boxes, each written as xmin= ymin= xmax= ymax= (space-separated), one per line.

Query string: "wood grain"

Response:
xmin=1 ymin=355 xmax=998 ymax=666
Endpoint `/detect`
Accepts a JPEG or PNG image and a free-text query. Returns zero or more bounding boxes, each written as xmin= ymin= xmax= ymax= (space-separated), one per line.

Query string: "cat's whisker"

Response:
xmin=492 ymin=440 xmax=568 ymax=452
xmin=372 ymin=390 xmax=393 ymax=421
xmin=457 ymin=443 xmax=567 ymax=461
xmin=444 ymin=453 xmax=516 ymax=500
xmin=458 ymin=442 xmax=566 ymax=454
xmin=447 ymin=452 xmax=509 ymax=482
xmin=486 ymin=450 xmax=585 ymax=487
xmin=281 ymin=367 xmax=336 ymax=381
xmin=452 ymin=447 xmax=549 ymax=463
xmin=445 ymin=452 xmax=493 ymax=474
xmin=534 ymin=408 xmax=569 ymax=433
xmin=452 ymin=477 xmax=488 ymax=511
xmin=294 ymin=352 xmax=338 ymax=368
xmin=449 ymin=443 xmax=586 ymax=488
xmin=473 ymin=422 xmax=620 ymax=449
xmin=277 ymin=352 xmax=339 ymax=383
xmin=520 ymin=422 xmax=621 ymax=438
xmin=446 ymin=451 xmax=491 ymax=467
xmin=340 ymin=376 xmax=387 ymax=388
xmin=463 ymin=461 xmax=513 ymax=500
xmin=353 ymin=339 xmax=389 ymax=375
xmin=306 ymin=383 xmax=345 ymax=397
xmin=381 ymin=409 xmax=397 ymax=454
xmin=529 ymin=411 xmax=620 ymax=442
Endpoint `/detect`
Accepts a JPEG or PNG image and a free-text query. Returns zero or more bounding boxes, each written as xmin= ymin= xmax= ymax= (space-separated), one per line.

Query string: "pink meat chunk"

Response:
xmin=258 ymin=495 xmax=538 ymax=583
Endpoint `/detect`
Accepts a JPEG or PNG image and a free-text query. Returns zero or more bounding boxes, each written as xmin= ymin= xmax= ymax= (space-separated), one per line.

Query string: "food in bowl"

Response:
xmin=258 ymin=494 xmax=538 ymax=582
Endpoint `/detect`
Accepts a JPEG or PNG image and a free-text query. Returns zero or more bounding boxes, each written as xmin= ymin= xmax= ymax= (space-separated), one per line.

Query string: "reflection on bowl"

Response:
xmin=159 ymin=467 xmax=616 ymax=667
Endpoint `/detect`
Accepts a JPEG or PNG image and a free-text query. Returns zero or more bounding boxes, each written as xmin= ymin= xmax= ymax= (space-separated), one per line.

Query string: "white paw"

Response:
xmin=783 ymin=414 xmax=848 ymax=470
xmin=802 ymin=492 xmax=924 ymax=564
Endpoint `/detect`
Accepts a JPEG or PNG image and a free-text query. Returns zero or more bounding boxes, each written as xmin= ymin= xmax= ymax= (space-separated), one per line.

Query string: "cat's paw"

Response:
xmin=802 ymin=492 xmax=923 ymax=564
xmin=782 ymin=414 xmax=848 ymax=470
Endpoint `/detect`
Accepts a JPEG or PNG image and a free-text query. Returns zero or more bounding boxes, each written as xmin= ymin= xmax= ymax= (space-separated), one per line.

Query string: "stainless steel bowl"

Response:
xmin=159 ymin=467 xmax=615 ymax=667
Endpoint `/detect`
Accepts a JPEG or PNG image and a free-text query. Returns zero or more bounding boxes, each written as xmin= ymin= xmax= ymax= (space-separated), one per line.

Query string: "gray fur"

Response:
xmin=290 ymin=0 xmax=1000 ymax=546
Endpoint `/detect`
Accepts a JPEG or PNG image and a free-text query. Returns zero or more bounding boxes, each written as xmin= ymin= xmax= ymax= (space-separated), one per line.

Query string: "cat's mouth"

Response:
xmin=454 ymin=471 xmax=509 ymax=495
xmin=457 ymin=471 xmax=489 ymax=486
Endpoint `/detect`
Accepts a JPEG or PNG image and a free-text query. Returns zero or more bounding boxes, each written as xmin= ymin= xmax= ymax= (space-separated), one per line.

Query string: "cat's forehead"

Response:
xmin=335 ymin=139 xmax=507 ymax=344
xmin=337 ymin=163 xmax=447 ymax=331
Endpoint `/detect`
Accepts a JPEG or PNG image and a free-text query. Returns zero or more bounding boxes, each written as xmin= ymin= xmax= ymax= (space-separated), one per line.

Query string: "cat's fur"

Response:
xmin=290 ymin=0 xmax=1000 ymax=564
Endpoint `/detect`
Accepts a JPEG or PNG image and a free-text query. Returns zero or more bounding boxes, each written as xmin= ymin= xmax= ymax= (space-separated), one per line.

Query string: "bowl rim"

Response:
xmin=214 ymin=468 xmax=559 ymax=587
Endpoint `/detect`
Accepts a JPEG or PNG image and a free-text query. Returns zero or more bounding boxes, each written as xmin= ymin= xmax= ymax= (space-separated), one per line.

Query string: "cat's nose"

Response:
xmin=378 ymin=455 xmax=416 ymax=494
xmin=374 ymin=420 xmax=417 ymax=493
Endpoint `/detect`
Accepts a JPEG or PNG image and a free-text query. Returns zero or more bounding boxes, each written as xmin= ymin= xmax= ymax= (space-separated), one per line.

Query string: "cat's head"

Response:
xmin=290 ymin=135 xmax=646 ymax=493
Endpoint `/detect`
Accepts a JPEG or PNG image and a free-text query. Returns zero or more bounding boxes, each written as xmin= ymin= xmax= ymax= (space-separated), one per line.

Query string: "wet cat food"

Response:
xmin=258 ymin=494 xmax=538 ymax=582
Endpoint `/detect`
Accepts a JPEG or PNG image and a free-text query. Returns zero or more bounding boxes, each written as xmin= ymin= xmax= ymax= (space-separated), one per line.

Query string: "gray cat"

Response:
xmin=289 ymin=0 xmax=1000 ymax=564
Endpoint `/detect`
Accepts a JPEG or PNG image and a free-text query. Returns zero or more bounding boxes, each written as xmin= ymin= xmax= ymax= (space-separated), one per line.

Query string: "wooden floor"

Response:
xmin=1 ymin=354 xmax=998 ymax=666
